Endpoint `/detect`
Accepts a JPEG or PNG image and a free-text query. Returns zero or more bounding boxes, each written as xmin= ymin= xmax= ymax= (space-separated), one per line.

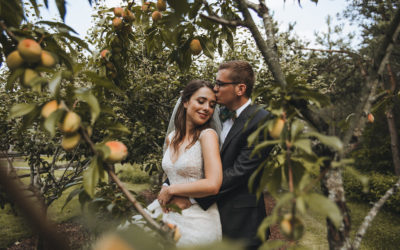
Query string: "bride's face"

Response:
xmin=184 ymin=87 xmax=216 ymax=126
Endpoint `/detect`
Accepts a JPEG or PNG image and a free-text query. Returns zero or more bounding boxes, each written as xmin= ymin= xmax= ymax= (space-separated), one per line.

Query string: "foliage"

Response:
xmin=351 ymin=97 xmax=400 ymax=174
xmin=0 ymin=0 xmax=122 ymax=218
xmin=343 ymin=171 xmax=400 ymax=214
xmin=118 ymin=163 xmax=150 ymax=184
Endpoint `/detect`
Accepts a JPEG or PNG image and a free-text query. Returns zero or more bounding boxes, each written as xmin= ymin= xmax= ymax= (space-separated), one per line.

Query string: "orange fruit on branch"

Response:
xmin=190 ymin=39 xmax=202 ymax=55
xmin=105 ymin=141 xmax=128 ymax=163
xmin=6 ymin=50 xmax=24 ymax=70
xmin=152 ymin=11 xmax=162 ymax=21
xmin=17 ymin=39 xmax=42 ymax=63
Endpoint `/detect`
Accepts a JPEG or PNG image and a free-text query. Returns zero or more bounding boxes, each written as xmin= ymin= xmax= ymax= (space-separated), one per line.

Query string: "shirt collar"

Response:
xmin=235 ymin=98 xmax=251 ymax=117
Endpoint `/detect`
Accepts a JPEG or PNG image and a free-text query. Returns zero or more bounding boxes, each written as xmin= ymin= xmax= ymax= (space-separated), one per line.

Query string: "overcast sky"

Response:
xmin=39 ymin=0 xmax=356 ymax=47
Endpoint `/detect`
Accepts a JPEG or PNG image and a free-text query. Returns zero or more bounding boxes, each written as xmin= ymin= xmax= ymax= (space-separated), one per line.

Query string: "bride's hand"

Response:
xmin=158 ymin=186 xmax=173 ymax=206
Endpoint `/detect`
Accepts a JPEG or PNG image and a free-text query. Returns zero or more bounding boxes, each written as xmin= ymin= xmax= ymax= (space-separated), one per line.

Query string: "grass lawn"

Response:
xmin=0 ymin=164 xmax=149 ymax=248
xmin=300 ymin=201 xmax=400 ymax=249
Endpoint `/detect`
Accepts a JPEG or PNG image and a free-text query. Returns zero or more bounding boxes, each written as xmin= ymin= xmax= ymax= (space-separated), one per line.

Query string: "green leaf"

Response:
xmin=83 ymin=71 xmax=123 ymax=93
xmin=20 ymin=106 xmax=41 ymax=131
xmin=48 ymin=71 xmax=62 ymax=96
xmin=0 ymin=0 xmax=24 ymax=28
xmin=251 ymin=140 xmax=280 ymax=157
xmin=199 ymin=36 xmax=214 ymax=59
xmin=248 ymin=122 xmax=268 ymax=146
xmin=29 ymin=0 xmax=40 ymax=17
xmin=36 ymin=20 xmax=78 ymax=34
xmin=62 ymin=187 xmax=83 ymax=210
xmin=109 ymin=123 xmax=131 ymax=134
xmin=167 ymin=0 xmax=190 ymax=16
xmin=257 ymin=216 xmax=276 ymax=242
xmin=248 ymin=162 xmax=265 ymax=193
xmin=305 ymin=193 xmax=342 ymax=229
xmin=296 ymin=88 xmax=330 ymax=108
xmin=44 ymin=36 xmax=73 ymax=69
xmin=226 ymin=29 xmax=234 ymax=49
xmin=6 ymin=68 xmax=24 ymax=90
xmin=254 ymin=161 xmax=275 ymax=199
xmin=275 ymin=192 xmax=295 ymax=211
xmin=44 ymin=109 xmax=64 ymax=137
xmin=78 ymin=190 xmax=91 ymax=209
xmin=55 ymin=0 xmax=66 ymax=20
xmin=293 ymin=139 xmax=313 ymax=155
xmin=305 ymin=132 xmax=343 ymax=152
xmin=296 ymin=196 xmax=306 ymax=214
xmin=95 ymin=143 xmax=111 ymax=161
xmin=10 ymin=103 xmax=36 ymax=119
xmin=83 ymin=156 xmax=101 ymax=198
xmin=189 ymin=0 xmax=202 ymax=19
xmin=291 ymin=119 xmax=304 ymax=141
xmin=59 ymin=32 xmax=91 ymax=52
xmin=331 ymin=158 xmax=355 ymax=168
xmin=75 ymin=89 xmax=100 ymax=125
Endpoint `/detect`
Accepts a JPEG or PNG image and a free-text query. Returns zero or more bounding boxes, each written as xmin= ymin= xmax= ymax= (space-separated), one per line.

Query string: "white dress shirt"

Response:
xmin=220 ymin=98 xmax=252 ymax=145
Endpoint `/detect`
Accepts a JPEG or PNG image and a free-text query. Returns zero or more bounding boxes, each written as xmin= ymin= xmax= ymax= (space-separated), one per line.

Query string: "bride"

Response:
xmin=147 ymin=79 xmax=223 ymax=246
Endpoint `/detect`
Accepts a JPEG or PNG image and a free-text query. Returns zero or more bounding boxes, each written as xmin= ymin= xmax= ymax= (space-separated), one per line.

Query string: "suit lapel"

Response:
xmin=220 ymin=105 xmax=255 ymax=154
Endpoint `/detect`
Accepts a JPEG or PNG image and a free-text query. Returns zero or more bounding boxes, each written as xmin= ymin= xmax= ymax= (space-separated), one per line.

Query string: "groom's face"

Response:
xmin=214 ymin=69 xmax=237 ymax=109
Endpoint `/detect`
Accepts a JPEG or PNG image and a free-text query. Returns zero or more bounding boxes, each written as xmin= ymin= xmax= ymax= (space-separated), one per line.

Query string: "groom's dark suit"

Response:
xmin=196 ymin=104 xmax=272 ymax=249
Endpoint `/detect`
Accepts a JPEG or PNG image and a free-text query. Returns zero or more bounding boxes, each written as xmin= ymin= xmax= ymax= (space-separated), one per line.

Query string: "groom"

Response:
xmin=170 ymin=60 xmax=271 ymax=249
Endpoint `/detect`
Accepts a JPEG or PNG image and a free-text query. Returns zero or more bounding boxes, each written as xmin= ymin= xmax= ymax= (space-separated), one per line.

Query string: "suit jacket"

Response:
xmin=196 ymin=104 xmax=272 ymax=248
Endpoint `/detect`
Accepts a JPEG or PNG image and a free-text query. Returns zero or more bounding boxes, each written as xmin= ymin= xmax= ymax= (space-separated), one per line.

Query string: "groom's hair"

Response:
xmin=218 ymin=60 xmax=255 ymax=97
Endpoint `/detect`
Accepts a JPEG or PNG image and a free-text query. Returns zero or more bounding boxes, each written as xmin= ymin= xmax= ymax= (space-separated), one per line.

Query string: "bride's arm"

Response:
xmin=158 ymin=129 xmax=222 ymax=205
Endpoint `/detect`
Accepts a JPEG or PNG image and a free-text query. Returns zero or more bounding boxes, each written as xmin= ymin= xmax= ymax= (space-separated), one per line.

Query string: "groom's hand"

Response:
xmin=166 ymin=196 xmax=192 ymax=212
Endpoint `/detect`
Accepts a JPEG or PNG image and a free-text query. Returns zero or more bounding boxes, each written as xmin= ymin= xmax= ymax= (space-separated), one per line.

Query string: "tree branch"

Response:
xmin=0 ymin=21 xmax=19 ymax=42
xmin=199 ymin=0 xmax=246 ymax=27
xmin=294 ymin=46 xmax=362 ymax=58
xmin=79 ymin=126 xmax=175 ymax=242
xmin=235 ymin=0 xmax=287 ymax=89
xmin=375 ymin=8 xmax=400 ymax=75
xmin=244 ymin=0 xmax=260 ymax=14
xmin=199 ymin=14 xmax=246 ymax=27
xmin=342 ymin=8 xmax=400 ymax=149
xmin=0 ymin=163 xmax=69 ymax=250
xmin=352 ymin=176 xmax=400 ymax=249
xmin=386 ymin=63 xmax=400 ymax=176
xmin=106 ymin=166 xmax=173 ymax=242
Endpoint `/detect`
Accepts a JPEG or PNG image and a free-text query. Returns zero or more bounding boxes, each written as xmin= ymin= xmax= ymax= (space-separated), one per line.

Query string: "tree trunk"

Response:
xmin=386 ymin=63 xmax=400 ymax=176
xmin=386 ymin=109 xmax=400 ymax=175
xmin=321 ymin=164 xmax=352 ymax=250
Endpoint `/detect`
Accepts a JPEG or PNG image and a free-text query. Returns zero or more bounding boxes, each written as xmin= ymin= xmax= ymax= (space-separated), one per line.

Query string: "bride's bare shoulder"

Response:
xmin=199 ymin=128 xmax=218 ymax=141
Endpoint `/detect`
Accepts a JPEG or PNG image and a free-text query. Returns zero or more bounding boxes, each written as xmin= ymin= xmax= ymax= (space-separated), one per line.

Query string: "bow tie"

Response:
xmin=219 ymin=107 xmax=237 ymax=122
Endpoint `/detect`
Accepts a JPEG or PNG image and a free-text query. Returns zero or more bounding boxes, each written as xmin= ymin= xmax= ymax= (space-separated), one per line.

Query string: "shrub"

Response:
xmin=343 ymin=170 xmax=400 ymax=214
xmin=117 ymin=164 xmax=150 ymax=184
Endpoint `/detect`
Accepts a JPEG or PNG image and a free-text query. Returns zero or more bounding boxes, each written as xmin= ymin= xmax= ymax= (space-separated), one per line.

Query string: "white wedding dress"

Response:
xmin=146 ymin=129 xmax=222 ymax=246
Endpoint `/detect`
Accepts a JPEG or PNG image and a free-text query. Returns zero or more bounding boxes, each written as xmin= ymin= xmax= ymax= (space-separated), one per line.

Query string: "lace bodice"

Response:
xmin=162 ymin=129 xmax=216 ymax=185
xmin=132 ymin=128 xmax=222 ymax=247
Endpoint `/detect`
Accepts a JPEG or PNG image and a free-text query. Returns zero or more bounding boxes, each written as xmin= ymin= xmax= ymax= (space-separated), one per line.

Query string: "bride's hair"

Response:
xmin=171 ymin=80 xmax=214 ymax=153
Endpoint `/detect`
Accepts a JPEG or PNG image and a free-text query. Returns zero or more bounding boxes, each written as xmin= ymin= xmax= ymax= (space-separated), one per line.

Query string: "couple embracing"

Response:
xmin=149 ymin=60 xmax=271 ymax=249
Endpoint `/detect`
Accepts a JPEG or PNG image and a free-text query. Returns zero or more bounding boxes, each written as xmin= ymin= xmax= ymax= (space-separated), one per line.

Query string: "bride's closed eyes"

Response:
xmin=197 ymin=97 xmax=216 ymax=109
